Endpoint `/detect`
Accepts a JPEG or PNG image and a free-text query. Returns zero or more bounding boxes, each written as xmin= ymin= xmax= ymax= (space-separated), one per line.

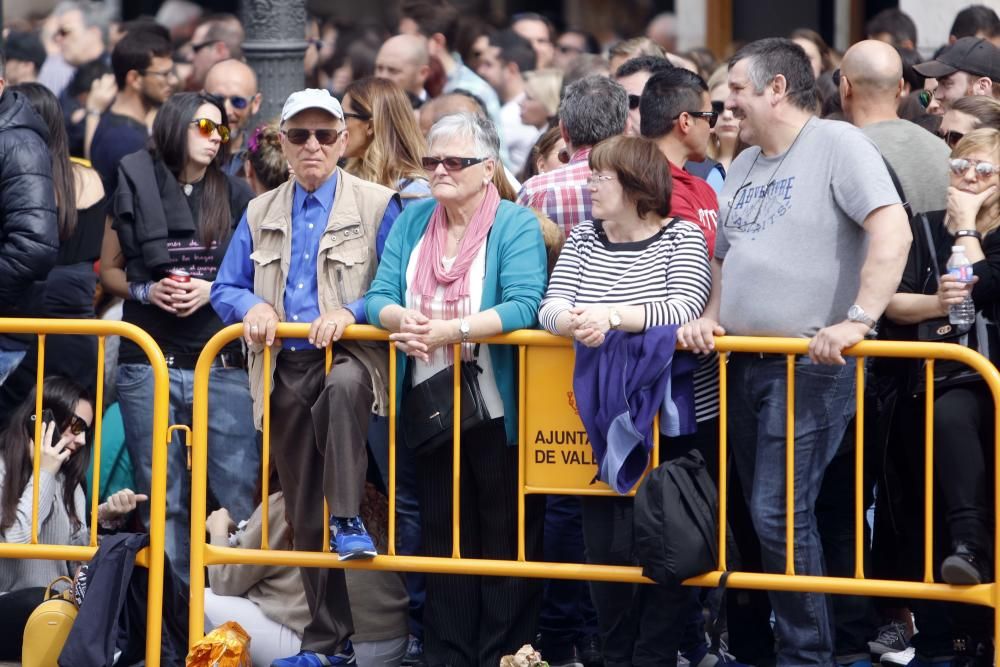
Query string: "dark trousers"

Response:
xmin=417 ymin=418 xmax=545 ymax=667
xmin=0 ymin=587 xmax=45 ymax=660
xmin=270 ymin=347 xmax=373 ymax=654
xmin=580 ymin=422 xmax=717 ymax=667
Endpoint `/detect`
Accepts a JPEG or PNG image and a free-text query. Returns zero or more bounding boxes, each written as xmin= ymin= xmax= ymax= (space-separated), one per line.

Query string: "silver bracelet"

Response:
xmin=128 ymin=281 xmax=153 ymax=304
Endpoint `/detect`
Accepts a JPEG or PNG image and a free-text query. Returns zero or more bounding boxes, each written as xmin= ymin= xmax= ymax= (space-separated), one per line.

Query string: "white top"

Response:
xmin=405 ymin=237 xmax=505 ymax=419
xmin=501 ymin=93 xmax=543 ymax=174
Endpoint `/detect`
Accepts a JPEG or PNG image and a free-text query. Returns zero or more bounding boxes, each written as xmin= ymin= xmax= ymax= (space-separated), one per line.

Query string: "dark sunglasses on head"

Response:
xmin=949 ymin=158 xmax=999 ymax=178
xmin=628 ymin=94 xmax=641 ymax=110
xmin=938 ymin=130 xmax=964 ymax=148
xmin=676 ymin=110 xmax=719 ymax=128
xmin=191 ymin=118 xmax=231 ymax=144
xmin=281 ymin=128 xmax=344 ymax=145
xmin=421 ymin=156 xmax=487 ymax=171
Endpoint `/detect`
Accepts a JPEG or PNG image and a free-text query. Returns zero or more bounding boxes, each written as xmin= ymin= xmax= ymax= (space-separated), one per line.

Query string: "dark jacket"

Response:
xmin=0 ymin=89 xmax=58 ymax=315
xmin=572 ymin=326 xmax=698 ymax=494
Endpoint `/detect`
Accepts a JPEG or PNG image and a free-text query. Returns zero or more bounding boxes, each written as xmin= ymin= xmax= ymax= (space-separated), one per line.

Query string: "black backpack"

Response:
xmin=634 ymin=449 xmax=721 ymax=585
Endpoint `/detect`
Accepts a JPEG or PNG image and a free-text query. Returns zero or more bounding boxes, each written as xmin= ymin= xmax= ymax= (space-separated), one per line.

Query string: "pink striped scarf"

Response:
xmin=412 ymin=183 xmax=501 ymax=321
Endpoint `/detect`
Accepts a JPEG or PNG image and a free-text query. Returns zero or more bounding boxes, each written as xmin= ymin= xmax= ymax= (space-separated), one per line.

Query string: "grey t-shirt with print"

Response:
xmin=714 ymin=117 xmax=900 ymax=338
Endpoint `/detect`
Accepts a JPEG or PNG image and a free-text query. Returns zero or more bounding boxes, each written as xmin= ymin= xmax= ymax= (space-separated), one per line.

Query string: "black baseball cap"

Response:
xmin=913 ymin=36 xmax=999 ymax=81
xmin=3 ymin=31 xmax=46 ymax=71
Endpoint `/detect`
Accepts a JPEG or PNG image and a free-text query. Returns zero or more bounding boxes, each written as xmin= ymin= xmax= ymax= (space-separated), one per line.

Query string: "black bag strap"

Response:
xmin=709 ymin=571 xmax=732 ymax=654
xmin=918 ymin=213 xmax=943 ymax=290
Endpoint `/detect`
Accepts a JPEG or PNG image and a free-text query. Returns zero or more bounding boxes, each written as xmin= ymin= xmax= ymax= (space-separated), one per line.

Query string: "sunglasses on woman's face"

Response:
xmin=949 ymin=158 xmax=999 ymax=179
xmin=66 ymin=415 xmax=90 ymax=436
xmin=281 ymin=128 xmax=344 ymax=145
xmin=421 ymin=156 xmax=487 ymax=171
xmin=191 ymin=118 xmax=231 ymax=144
xmin=938 ymin=130 xmax=964 ymax=149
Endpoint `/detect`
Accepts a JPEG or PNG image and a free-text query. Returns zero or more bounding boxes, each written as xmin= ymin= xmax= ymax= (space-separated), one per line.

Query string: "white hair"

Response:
xmin=426 ymin=112 xmax=500 ymax=161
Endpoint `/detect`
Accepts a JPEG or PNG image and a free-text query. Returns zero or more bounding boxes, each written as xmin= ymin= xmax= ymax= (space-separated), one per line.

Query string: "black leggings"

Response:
xmin=0 ymin=587 xmax=46 ymax=660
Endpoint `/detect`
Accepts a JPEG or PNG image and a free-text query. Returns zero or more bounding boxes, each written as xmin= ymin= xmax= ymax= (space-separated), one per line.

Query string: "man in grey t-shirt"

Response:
xmin=679 ymin=38 xmax=911 ymax=667
xmin=841 ymin=39 xmax=950 ymax=215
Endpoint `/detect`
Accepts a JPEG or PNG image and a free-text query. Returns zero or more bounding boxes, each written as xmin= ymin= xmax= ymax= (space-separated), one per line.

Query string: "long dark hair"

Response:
xmin=13 ymin=83 xmax=77 ymax=241
xmin=0 ymin=377 xmax=92 ymax=534
xmin=152 ymin=92 xmax=232 ymax=249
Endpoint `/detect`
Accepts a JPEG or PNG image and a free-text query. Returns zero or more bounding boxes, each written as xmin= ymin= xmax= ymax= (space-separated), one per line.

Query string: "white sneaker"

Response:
xmin=880 ymin=646 xmax=915 ymax=665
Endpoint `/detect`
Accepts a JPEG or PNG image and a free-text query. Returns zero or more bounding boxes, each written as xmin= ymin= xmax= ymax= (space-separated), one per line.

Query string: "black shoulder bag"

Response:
xmin=401 ymin=344 xmax=490 ymax=456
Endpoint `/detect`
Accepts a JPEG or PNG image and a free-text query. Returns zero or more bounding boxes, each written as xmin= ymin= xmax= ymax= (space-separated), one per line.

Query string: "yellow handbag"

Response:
xmin=21 ymin=576 xmax=78 ymax=667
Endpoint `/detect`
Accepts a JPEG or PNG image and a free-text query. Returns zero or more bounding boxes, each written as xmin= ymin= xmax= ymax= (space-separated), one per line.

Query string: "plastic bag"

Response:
xmin=185 ymin=621 xmax=252 ymax=667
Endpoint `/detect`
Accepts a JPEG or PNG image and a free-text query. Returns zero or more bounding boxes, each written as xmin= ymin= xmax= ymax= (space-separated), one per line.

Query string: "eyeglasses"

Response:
xmin=918 ymin=90 xmax=933 ymax=109
xmin=557 ymin=43 xmax=584 ymax=55
xmin=191 ymin=118 xmax=231 ymax=144
xmin=586 ymin=173 xmax=616 ymax=186
xmin=949 ymin=158 xmax=999 ymax=179
xmin=143 ymin=67 xmax=177 ymax=79
xmin=191 ymin=40 xmax=218 ymax=54
xmin=219 ymin=95 xmax=249 ymax=110
xmin=938 ymin=130 xmax=964 ymax=149
xmin=281 ymin=128 xmax=345 ymax=145
xmin=676 ymin=110 xmax=719 ymax=128
xmin=66 ymin=415 xmax=90 ymax=436
xmin=421 ymin=156 xmax=487 ymax=171
xmin=628 ymin=94 xmax=641 ymax=110
xmin=832 ymin=68 xmax=842 ymax=87
xmin=711 ymin=100 xmax=725 ymax=115
xmin=343 ymin=111 xmax=371 ymax=122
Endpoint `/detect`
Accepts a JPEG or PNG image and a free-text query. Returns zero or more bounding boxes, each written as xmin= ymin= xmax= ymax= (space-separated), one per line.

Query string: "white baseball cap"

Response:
xmin=280 ymin=88 xmax=344 ymax=123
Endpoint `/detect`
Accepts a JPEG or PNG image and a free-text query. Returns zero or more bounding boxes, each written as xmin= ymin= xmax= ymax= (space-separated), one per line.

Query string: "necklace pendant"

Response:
xmin=182 ymin=183 xmax=194 ymax=196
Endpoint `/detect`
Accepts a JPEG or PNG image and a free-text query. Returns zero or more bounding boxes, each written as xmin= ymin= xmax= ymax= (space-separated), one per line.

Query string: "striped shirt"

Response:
xmin=539 ymin=219 xmax=720 ymax=421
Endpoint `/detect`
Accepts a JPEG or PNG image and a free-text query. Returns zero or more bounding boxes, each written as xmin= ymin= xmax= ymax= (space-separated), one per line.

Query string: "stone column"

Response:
xmin=241 ymin=0 xmax=308 ymax=124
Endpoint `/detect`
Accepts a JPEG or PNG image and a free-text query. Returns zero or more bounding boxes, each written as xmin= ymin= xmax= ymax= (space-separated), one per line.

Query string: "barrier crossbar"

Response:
xmin=0 ymin=318 xmax=170 ymax=667
xmin=188 ymin=323 xmax=1000 ymax=653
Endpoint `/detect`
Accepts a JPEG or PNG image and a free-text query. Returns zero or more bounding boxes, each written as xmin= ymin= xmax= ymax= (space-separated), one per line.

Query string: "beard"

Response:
xmin=140 ymin=88 xmax=166 ymax=111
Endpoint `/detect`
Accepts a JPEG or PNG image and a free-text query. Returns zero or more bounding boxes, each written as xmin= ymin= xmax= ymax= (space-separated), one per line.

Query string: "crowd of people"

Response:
xmin=0 ymin=1 xmax=999 ymax=667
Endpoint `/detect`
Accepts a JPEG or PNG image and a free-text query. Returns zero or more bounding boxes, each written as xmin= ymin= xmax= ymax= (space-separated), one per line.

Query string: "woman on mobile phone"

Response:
xmin=0 ymin=376 xmax=144 ymax=660
xmin=98 ymin=92 xmax=257 ymax=586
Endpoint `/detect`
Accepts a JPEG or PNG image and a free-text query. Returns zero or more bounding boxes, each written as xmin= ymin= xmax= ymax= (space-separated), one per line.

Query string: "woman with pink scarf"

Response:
xmin=365 ymin=112 xmax=548 ymax=667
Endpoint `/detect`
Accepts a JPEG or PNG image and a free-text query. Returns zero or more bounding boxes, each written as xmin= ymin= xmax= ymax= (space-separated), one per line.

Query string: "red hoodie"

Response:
xmin=668 ymin=162 xmax=719 ymax=257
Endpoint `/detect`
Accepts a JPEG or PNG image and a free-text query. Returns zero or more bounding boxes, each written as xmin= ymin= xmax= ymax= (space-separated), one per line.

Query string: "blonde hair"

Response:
xmin=343 ymin=77 xmax=427 ymax=190
xmin=523 ymin=68 xmax=564 ymax=120
xmin=608 ymin=37 xmax=666 ymax=62
xmin=952 ymin=128 xmax=1000 ymax=237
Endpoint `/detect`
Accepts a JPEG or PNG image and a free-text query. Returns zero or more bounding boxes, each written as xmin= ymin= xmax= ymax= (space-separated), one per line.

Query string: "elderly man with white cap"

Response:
xmin=211 ymin=88 xmax=402 ymax=667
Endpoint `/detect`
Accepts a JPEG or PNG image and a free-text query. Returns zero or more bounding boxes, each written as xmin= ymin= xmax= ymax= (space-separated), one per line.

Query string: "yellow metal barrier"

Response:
xmin=0 ymin=318 xmax=170 ymax=667
xmin=188 ymin=323 xmax=1000 ymax=652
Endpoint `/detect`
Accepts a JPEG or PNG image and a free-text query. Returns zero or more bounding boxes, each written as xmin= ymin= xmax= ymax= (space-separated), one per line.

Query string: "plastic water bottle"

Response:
xmin=947 ymin=245 xmax=976 ymax=326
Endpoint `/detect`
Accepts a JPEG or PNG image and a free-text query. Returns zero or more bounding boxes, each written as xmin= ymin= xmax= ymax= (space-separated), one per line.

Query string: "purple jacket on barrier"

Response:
xmin=572 ymin=326 xmax=698 ymax=495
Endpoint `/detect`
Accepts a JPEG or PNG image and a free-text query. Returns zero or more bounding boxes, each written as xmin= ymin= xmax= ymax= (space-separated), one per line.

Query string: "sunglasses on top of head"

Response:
xmin=281 ymin=128 xmax=345 ymax=145
xmin=191 ymin=118 xmax=231 ymax=143
xmin=421 ymin=156 xmax=487 ymax=171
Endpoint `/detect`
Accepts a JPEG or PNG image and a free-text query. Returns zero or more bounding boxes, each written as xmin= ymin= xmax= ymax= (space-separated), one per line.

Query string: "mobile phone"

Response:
xmin=28 ymin=409 xmax=56 ymax=432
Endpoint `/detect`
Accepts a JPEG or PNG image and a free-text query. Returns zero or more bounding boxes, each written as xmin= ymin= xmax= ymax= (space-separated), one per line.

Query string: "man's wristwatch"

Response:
xmin=847 ymin=304 xmax=878 ymax=335
xmin=608 ymin=308 xmax=622 ymax=330
xmin=459 ymin=318 xmax=471 ymax=342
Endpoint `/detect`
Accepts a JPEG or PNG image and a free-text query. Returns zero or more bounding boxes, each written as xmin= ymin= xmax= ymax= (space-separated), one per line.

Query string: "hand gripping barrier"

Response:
xmin=0 ymin=318 xmax=170 ymax=667
xmin=188 ymin=324 xmax=1000 ymax=658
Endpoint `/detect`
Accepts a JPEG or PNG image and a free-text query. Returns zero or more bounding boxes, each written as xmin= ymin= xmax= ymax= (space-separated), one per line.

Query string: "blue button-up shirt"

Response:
xmin=211 ymin=170 xmax=401 ymax=351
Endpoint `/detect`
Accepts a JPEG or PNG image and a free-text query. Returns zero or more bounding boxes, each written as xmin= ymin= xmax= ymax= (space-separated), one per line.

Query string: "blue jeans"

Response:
xmin=727 ymin=354 xmax=857 ymax=667
xmin=0 ymin=348 xmax=26 ymax=387
xmin=117 ymin=363 xmax=259 ymax=584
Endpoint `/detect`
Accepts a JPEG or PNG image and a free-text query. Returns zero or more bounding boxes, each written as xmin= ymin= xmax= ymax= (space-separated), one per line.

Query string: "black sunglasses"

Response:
xmin=938 ymin=130 xmax=965 ymax=149
xmin=31 ymin=412 xmax=90 ymax=435
xmin=343 ymin=111 xmax=371 ymax=122
xmin=711 ymin=100 xmax=725 ymax=115
xmin=676 ymin=110 xmax=719 ymax=128
xmin=918 ymin=90 xmax=933 ymax=109
xmin=832 ymin=68 xmax=841 ymax=87
xmin=221 ymin=95 xmax=249 ymax=110
xmin=421 ymin=156 xmax=487 ymax=171
xmin=191 ymin=40 xmax=218 ymax=54
xmin=281 ymin=128 xmax=344 ymax=145
xmin=628 ymin=94 xmax=641 ymax=110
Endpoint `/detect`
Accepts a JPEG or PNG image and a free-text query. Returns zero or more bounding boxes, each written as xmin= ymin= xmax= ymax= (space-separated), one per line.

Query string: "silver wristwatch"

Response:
xmin=609 ymin=308 xmax=622 ymax=329
xmin=459 ymin=318 xmax=471 ymax=342
xmin=847 ymin=304 xmax=877 ymax=333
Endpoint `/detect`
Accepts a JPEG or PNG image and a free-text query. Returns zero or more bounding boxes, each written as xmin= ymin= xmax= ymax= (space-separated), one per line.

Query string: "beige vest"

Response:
xmin=245 ymin=168 xmax=395 ymax=428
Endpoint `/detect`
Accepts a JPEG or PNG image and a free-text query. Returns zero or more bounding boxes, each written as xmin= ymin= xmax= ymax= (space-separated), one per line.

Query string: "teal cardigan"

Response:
xmin=365 ymin=198 xmax=547 ymax=445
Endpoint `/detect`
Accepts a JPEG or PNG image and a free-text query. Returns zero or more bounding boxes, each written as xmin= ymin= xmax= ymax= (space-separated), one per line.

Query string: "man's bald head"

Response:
xmin=203 ymin=58 xmax=261 ymax=137
xmin=376 ymin=34 xmax=431 ymax=97
xmin=418 ymin=93 xmax=485 ymax=136
xmin=841 ymin=39 xmax=903 ymax=93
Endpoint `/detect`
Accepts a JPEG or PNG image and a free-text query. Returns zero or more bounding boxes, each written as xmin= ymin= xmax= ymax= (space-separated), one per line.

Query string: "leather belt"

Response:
xmin=164 ymin=351 xmax=246 ymax=370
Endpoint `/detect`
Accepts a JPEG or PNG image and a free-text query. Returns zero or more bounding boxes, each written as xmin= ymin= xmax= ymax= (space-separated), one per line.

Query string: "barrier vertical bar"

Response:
xmin=785 ymin=354 xmax=796 ymax=575
xmin=388 ymin=343 xmax=397 ymax=556
xmin=31 ymin=334 xmax=46 ymax=544
xmin=854 ymin=357 xmax=865 ymax=579
xmin=90 ymin=337 xmax=106 ymax=546
xmin=323 ymin=347 xmax=333 ymax=553
xmin=452 ymin=343 xmax=462 ymax=558
xmin=718 ymin=353 xmax=728 ymax=571
xmin=145 ymin=332 xmax=170 ymax=667
xmin=517 ymin=345 xmax=526 ymax=562
xmin=260 ymin=345 xmax=273 ymax=550
xmin=923 ymin=360 xmax=935 ymax=583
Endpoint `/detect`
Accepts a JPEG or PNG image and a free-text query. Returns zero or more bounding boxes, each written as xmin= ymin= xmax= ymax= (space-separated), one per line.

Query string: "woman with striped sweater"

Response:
xmin=539 ymin=135 xmax=730 ymax=667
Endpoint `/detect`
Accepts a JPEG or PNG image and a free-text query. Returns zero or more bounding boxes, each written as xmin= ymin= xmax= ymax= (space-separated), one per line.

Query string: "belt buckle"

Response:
xmin=165 ymin=354 xmax=176 ymax=368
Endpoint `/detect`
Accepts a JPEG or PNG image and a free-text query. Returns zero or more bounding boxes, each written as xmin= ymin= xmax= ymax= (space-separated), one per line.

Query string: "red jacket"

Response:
xmin=668 ymin=162 xmax=719 ymax=257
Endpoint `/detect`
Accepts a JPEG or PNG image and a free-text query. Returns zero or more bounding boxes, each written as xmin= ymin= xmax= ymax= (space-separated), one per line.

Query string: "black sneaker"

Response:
xmin=868 ymin=621 xmax=909 ymax=656
xmin=941 ymin=543 xmax=991 ymax=585
xmin=576 ymin=634 xmax=603 ymax=667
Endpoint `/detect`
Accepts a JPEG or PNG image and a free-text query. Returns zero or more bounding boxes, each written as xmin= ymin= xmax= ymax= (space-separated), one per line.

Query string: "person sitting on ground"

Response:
xmin=0 ymin=376 xmax=144 ymax=661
